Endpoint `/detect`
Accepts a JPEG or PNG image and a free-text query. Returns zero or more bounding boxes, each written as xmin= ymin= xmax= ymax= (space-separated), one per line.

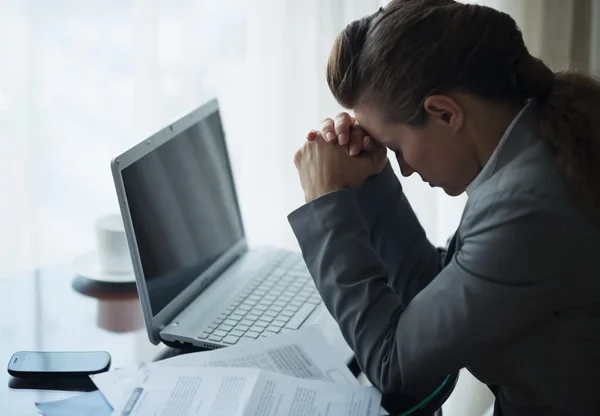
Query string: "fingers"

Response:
xmin=320 ymin=118 xmax=336 ymax=143
xmin=320 ymin=112 xmax=355 ymax=144
xmin=362 ymin=135 xmax=371 ymax=152
xmin=334 ymin=112 xmax=355 ymax=145
xmin=348 ymin=127 xmax=366 ymax=156
xmin=306 ymin=130 xmax=318 ymax=141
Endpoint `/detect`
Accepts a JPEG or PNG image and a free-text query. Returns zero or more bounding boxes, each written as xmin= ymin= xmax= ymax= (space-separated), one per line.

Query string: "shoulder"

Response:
xmin=465 ymin=134 xmax=583 ymax=229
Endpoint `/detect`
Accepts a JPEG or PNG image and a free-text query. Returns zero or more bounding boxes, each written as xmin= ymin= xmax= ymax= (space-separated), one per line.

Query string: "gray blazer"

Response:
xmin=288 ymin=104 xmax=600 ymax=415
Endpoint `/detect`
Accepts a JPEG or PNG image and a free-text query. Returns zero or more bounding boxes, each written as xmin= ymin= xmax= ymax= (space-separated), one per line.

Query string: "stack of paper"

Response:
xmin=36 ymin=327 xmax=383 ymax=416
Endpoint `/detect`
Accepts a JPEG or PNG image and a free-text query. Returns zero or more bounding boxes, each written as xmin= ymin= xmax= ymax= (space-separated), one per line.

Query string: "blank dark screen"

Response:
xmin=21 ymin=352 xmax=109 ymax=372
xmin=121 ymin=110 xmax=244 ymax=316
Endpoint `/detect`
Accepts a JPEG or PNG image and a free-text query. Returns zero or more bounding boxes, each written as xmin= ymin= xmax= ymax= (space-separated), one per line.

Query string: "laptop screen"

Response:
xmin=121 ymin=108 xmax=244 ymax=317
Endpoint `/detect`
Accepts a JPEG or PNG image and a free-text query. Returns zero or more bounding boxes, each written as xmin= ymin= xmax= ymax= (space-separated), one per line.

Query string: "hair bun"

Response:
xmin=326 ymin=14 xmax=376 ymax=107
xmin=344 ymin=15 xmax=374 ymax=63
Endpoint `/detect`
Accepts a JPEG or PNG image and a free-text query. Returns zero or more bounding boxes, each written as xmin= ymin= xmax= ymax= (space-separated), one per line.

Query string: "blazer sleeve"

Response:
xmin=288 ymin=187 xmax=569 ymax=399
xmin=355 ymin=162 xmax=444 ymax=304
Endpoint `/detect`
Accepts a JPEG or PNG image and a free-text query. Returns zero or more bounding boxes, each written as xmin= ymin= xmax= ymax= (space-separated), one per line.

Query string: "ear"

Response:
xmin=423 ymin=95 xmax=464 ymax=131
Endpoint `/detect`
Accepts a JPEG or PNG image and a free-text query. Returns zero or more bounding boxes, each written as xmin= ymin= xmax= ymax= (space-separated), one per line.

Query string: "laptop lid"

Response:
xmin=111 ymin=99 xmax=247 ymax=344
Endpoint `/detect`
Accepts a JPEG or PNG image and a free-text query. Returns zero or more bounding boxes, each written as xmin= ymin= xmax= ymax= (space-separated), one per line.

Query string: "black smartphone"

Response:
xmin=7 ymin=351 xmax=111 ymax=378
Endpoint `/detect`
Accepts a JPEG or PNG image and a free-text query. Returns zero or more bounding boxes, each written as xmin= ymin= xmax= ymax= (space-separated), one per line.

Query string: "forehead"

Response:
xmin=354 ymin=108 xmax=385 ymax=138
xmin=354 ymin=107 xmax=406 ymax=144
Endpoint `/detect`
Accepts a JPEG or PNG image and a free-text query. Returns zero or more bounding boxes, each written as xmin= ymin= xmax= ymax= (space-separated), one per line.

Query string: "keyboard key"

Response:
xmin=238 ymin=304 xmax=251 ymax=312
xmin=258 ymin=316 xmax=274 ymax=323
xmin=213 ymin=329 xmax=229 ymax=337
xmin=222 ymin=335 xmax=240 ymax=345
xmin=235 ymin=323 xmax=250 ymax=332
xmin=246 ymin=331 xmax=261 ymax=339
xmin=264 ymin=310 xmax=277 ymax=318
xmin=249 ymin=307 xmax=264 ymax=316
xmin=280 ymin=295 xmax=293 ymax=302
xmin=285 ymin=303 xmax=318 ymax=330
xmin=280 ymin=310 xmax=294 ymax=318
xmin=209 ymin=335 xmax=223 ymax=342
xmin=271 ymin=305 xmax=284 ymax=313
xmin=250 ymin=325 xmax=265 ymax=333
xmin=254 ymin=321 xmax=268 ymax=328
xmin=228 ymin=315 xmax=242 ymax=323
xmin=273 ymin=318 xmax=287 ymax=327
xmin=290 ymin=300 xmax=303 ymax=308
xmin=255 ymin=304 xmax=267 ymax=311
xmin=283 ymin=304 xmax=296 ymax=312
xmin=218 ymin=324 xmax=233 ymax=332
xmin=268 ymin=323 xmax=283 ymax=331
xmin=223 ymin=319 xmax=238 ymax=327
xmin=240 ymin=318 xmax=256 ymax=326
xmin=247 ymin=311 xmax=262 ymax=319
xmin=230 ymin=329 xmax=245 ymax=337
xmin=264 ymin=329 xmax=279 ymax=336
xmin=273 ymin=300 xmax=287 ymax=308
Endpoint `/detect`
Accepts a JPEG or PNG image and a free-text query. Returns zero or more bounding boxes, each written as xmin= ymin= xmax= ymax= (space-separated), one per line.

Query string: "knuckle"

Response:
xmin=320 ymin=118 xmax=334 ymax=129
xmin=334 ymin=112 xmax=350 ymax=121
xmin=293 ymin=149 xmax=302 ymax=166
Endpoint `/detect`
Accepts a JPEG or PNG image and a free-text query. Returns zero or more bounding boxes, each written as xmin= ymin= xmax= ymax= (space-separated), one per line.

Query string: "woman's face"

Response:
xmin=355 ymin=100 xmax=480 ymax=196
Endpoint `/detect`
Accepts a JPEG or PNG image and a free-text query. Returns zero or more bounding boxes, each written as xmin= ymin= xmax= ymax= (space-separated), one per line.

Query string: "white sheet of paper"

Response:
xmin=245 ymin=370 xmax=381 ymax=416
xmin=157 ymin=327 xmax=357 ymax=384
xmin=92 ymin=327 xmax=356 ymax=408
xmin=111 ymin=366 xmax=381 ymax=416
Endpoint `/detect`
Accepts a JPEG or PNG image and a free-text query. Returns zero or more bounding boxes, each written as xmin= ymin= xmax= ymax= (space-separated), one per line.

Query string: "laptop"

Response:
xmin=111 ymin=99 xmax=351 ymax=356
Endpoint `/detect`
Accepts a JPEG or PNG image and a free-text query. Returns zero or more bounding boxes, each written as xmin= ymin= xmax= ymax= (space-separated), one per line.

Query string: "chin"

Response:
xmin=441 ymin=186 xmax=464 ymax=197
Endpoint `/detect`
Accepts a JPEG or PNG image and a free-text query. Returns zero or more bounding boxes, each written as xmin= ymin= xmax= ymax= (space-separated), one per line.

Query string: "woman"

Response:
xmin=289 ymin=1 xmax=600 ymax=415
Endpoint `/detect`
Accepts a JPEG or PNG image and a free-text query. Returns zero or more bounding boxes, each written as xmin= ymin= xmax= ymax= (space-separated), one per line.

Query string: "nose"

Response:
xmin=395 ymin=151 xmax=415 ymax=177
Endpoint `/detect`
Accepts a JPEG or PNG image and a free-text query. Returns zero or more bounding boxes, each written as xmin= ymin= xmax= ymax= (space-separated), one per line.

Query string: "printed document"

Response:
xmin=92 ymin=327 xmax=357 ymax=408
xmin=112 ymin=366 xmax=381 ymax=416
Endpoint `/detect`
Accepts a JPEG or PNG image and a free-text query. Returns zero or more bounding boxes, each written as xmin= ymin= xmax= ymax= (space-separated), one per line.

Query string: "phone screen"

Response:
xmin=10 ymin=351 xmax=111 ymax=374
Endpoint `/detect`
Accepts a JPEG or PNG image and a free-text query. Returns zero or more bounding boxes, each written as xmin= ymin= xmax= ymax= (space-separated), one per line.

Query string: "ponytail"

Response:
xmin=517 ymin=57 xmax=600 ymax=222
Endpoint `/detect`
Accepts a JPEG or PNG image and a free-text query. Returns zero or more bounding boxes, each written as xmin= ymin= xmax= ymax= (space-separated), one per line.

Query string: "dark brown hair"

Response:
xmin=327 ymin=0 xmax=600 ymax=218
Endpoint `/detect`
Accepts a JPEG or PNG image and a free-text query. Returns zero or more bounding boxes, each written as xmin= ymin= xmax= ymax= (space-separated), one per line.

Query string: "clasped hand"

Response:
xmin=293 ymin=113 xmax=387 ymax=203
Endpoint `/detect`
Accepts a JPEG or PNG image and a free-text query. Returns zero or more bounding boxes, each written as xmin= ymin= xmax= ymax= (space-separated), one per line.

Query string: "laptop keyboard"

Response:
xmin=197 ymin=252 xmax=322 ymax=346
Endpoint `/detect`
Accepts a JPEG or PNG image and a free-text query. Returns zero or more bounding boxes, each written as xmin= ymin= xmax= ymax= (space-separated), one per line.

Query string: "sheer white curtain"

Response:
xmin=0 ymin=0 xmax=463 ymax=280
